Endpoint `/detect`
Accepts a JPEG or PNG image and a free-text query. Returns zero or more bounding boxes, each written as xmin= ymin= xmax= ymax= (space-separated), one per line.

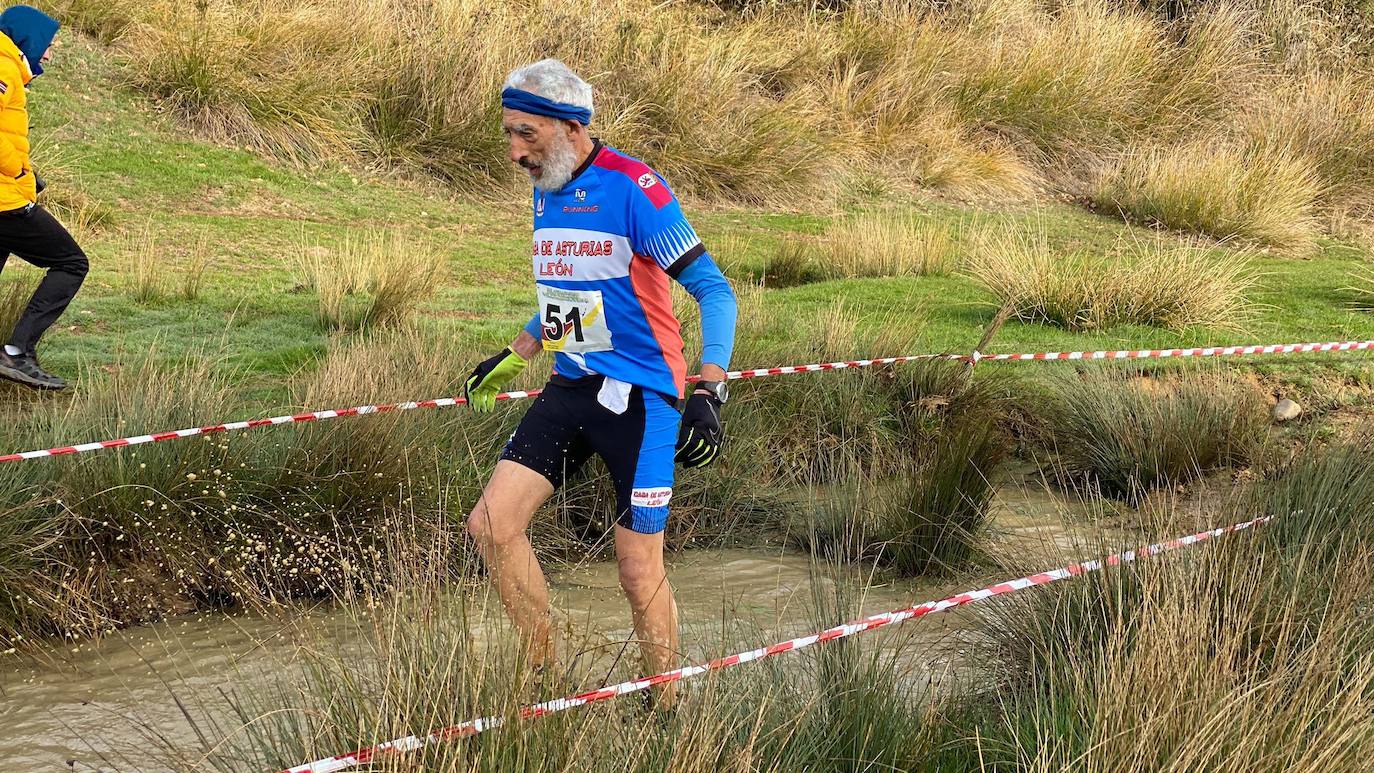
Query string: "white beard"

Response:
xmin=531 ymin=132 xmax=579 ymax=192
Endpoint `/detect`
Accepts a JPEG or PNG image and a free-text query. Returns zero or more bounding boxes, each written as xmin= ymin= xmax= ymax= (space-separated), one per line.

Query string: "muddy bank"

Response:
xmin=0 ymin=486 xmax=1094 ymax=771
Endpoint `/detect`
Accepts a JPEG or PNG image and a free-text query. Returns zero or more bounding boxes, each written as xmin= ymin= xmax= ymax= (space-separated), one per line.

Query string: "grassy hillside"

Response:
xmin=5 ymin=7 xmax=1374 ymax=772
xmin=0 ymin=9 xmax=1372 ymax=643
xmin=23 ymin=33 xmax=1374 ymax=396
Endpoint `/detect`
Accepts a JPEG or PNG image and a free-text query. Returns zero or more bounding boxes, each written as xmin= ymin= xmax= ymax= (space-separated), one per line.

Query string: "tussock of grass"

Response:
xmin=128 ymin=225 xmax=164 ymax=303
xmin=1094 ymin=139 xmax=1323 ymax=252
xmin=1251 ymin=434 xmax=1374 ymax=556
xmin=122 ymin=2 xmax=369 ymax=162
xmin=802 ymin=362 xmax=1012 ymax=575
xmin=679 ymin=290 xmax=934 ymax=493
xmin=764 ymin=213 xmax=960 ymax=286
xmin=43 ymin=0 xmax=143 ymax=45
xmin=966 ymin=436 xmax=1374 ymax=769
xmin=678 ymin=282 xmax=926 ymax=373
xmin=763 ymin=240 xmax=827 ymax=288
xmin=967 ymin=230 xmax=1257 ymax=331
xmin=1041 ymin=369 xmax=1267 ymax=501
xmin=294 ymin=229 xmax=444 ymax=331
xmin=123 ymin=227 xmax=215 ymax=304
xmin=825 ymin=213 xmax=961 ymax=278
xmin=599 ymin=15 xmax=830 ymax=204
xmin=1247 ymin=72 xmax=1374 ymax=223
xmin=0 ymin=278 xmax=36 ymax=349
xmin=951 ymin=0 xmax=1166 ymax=159
xmin=906 ymin=109 xmax=1038 ymax=196
xmin=0 ymin=334 xmax=505 ymax=642
xmin=178 ymin=238 xmax=209 ymax=301
xmin=725 ymin=297 xmax=914 ymax=486
xmin=970 ymin=537 xmax=1374 ymax=770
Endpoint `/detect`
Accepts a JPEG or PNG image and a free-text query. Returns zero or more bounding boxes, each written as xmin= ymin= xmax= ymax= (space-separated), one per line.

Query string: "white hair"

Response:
xmin=504 ymin=59 xmax=594 ymax=121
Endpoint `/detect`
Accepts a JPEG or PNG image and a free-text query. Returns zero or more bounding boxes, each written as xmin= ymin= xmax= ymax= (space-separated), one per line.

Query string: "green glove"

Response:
xmin=464 ymin=348 xmax=528 ymax=412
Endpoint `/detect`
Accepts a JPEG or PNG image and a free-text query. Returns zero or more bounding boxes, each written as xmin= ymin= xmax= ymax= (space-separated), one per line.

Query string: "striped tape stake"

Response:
xmin=282 ymin=513 xmax=1272 ymax=773
xmin=5 ymin=339 xmax=1372 ymax=464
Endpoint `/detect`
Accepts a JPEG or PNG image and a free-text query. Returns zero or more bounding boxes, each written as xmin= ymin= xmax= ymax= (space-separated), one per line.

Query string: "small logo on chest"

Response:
xmin=563 ymin=188 xmax=598 ymax=213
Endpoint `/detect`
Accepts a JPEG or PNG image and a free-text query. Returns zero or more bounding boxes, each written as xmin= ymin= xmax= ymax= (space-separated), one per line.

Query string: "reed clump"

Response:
xmin=966 ymin=231 xmax=1257 ymax=331
xmin=1040 ymin=368 xmax=1268 ymax=502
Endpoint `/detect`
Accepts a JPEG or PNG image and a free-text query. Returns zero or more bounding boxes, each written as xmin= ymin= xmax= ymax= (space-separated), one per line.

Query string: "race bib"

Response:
xmin=537 ymin=285 xmax=613 ymax=354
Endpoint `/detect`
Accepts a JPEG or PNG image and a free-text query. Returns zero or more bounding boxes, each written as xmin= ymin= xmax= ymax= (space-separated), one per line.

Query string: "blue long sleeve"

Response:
xmin=675 ymin=254 xmax=736 ymax=369
xmin=523 ymin=312 xmax=541 ymax=341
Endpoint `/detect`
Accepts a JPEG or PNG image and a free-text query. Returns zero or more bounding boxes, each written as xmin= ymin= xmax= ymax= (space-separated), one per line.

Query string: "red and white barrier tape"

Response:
xmin=974 ymin=339 xmax=1374 ymax=362
xmin=0 ymin=355 xmax=939 ymax=464
xmin=282 ymin=514 xmax=1271 ymax=773
xmin=5 ymin=338 xmax=1372 ymax=465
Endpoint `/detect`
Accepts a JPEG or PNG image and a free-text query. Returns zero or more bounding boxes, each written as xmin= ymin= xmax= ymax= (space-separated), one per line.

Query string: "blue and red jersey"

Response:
xmin=524 ymin=141 xmax=708 ymax=399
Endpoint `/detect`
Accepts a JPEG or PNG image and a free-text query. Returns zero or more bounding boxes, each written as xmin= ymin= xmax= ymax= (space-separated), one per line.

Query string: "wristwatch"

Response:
xmin=694 ymin=380 xmax=728 ymax=404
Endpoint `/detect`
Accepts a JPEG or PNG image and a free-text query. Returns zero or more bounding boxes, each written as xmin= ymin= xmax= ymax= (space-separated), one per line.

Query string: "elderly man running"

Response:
xmin=464 ymin=59 xmax=737 ymax=707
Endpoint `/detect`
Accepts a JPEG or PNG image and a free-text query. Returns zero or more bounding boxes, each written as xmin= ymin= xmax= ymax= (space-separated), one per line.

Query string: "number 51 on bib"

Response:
xmin=537 ymin=285 xmax=614 ymax=354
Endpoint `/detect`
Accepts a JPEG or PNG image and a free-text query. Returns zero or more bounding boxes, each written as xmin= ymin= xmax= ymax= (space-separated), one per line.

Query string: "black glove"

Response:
xmin=675 ymin=392 xmax=723 ymax=468
xmin=33 ymin=171 xmax=45 ymax=195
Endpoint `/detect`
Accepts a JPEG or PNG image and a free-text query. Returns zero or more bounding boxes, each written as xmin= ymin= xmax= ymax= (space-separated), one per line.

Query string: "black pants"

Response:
xmin=0 ymin=204 xmax=88 ymax=353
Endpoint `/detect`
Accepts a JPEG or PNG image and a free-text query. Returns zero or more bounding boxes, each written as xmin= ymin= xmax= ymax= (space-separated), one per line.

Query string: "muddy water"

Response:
xmin=0 ymin=486 xmax=1087 ymax=772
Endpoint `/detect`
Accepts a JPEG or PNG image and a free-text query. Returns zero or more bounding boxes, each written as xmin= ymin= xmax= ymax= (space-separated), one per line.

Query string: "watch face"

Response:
xmin=710 ymin=381 xmax=728 ymax=403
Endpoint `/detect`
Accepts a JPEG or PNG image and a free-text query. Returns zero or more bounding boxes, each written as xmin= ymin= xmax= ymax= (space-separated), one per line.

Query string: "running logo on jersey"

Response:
xmin=637 ymin=173 xmax=657 ymax=189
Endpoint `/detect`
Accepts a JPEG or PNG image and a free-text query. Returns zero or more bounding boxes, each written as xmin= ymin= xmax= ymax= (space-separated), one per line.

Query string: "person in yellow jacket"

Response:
xmin=0 ymin=5 xmax=84 ymax=390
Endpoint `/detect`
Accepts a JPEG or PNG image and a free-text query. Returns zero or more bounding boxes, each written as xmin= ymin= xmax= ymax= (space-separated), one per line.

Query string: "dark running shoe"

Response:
xmin=0 ymin=350 xmax=65 ymax=390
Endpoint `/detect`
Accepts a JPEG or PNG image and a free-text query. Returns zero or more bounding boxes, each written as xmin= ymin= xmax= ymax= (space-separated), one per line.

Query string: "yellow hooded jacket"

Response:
xmin=0 ymin=33 xmax=35 ymax=212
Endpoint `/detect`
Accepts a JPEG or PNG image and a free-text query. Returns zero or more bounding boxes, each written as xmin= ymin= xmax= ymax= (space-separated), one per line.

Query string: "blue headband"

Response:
xmin=501 ymin=87 xmax=592 ymax=126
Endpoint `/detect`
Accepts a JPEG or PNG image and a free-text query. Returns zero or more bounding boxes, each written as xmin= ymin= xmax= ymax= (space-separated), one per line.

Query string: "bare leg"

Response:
xmin=615 ymin=525 xmax=680 ymax=708
xmin=466 ymin=459 xmax=557 ymax=668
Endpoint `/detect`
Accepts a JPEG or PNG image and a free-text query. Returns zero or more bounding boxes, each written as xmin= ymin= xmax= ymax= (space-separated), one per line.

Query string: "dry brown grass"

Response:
xmin=66 ymin=0 xmax=1369 ymax=227
xmin=825 ymin=213 xmax=961 ymax=277
xmin=0 ymin=276 xmax=36 ymax=346
xmin=967 ymin=230 xmax=1258 ymax=331
xmin=764 ymin=212 xmax=962 ymax=285
xmin=949 ymin=0 xmax=1168 ymax=160
xmin=120 ymin=0 xmax=371 ymax=162
xmin=1093 ymin=138 xmax=1323 ymax=253
xmin=1247 ymin=72 xmax=1374 ymax=224
xmin=987 ymin=540 xmax=1374 ymax=771
xmin=294 ymin=229 xmax=445 ymax=331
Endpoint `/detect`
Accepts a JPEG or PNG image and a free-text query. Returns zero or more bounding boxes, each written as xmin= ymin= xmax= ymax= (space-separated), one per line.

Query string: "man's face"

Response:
xmin=41 ymin=37 xmax=58 ymax=64
xmin=503 ymin=109 xmax=578 ymax=191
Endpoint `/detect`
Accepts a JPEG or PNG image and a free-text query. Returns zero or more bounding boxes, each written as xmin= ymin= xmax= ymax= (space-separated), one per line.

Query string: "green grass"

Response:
xmin=14 ymin=39 xmax=1372 ymax=405
xmin=9 ymin=11 xmax=1374 ymax=772
xmin=3 ymin=33 xmax=1374 ymax=639
xmin=1041 ymin=369 xmax=1268 ymax=502
xmin=796 ymin=361 xmax=1013 ymax=575
xmin=954 ymin=434 xmax=1374 ymax=771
